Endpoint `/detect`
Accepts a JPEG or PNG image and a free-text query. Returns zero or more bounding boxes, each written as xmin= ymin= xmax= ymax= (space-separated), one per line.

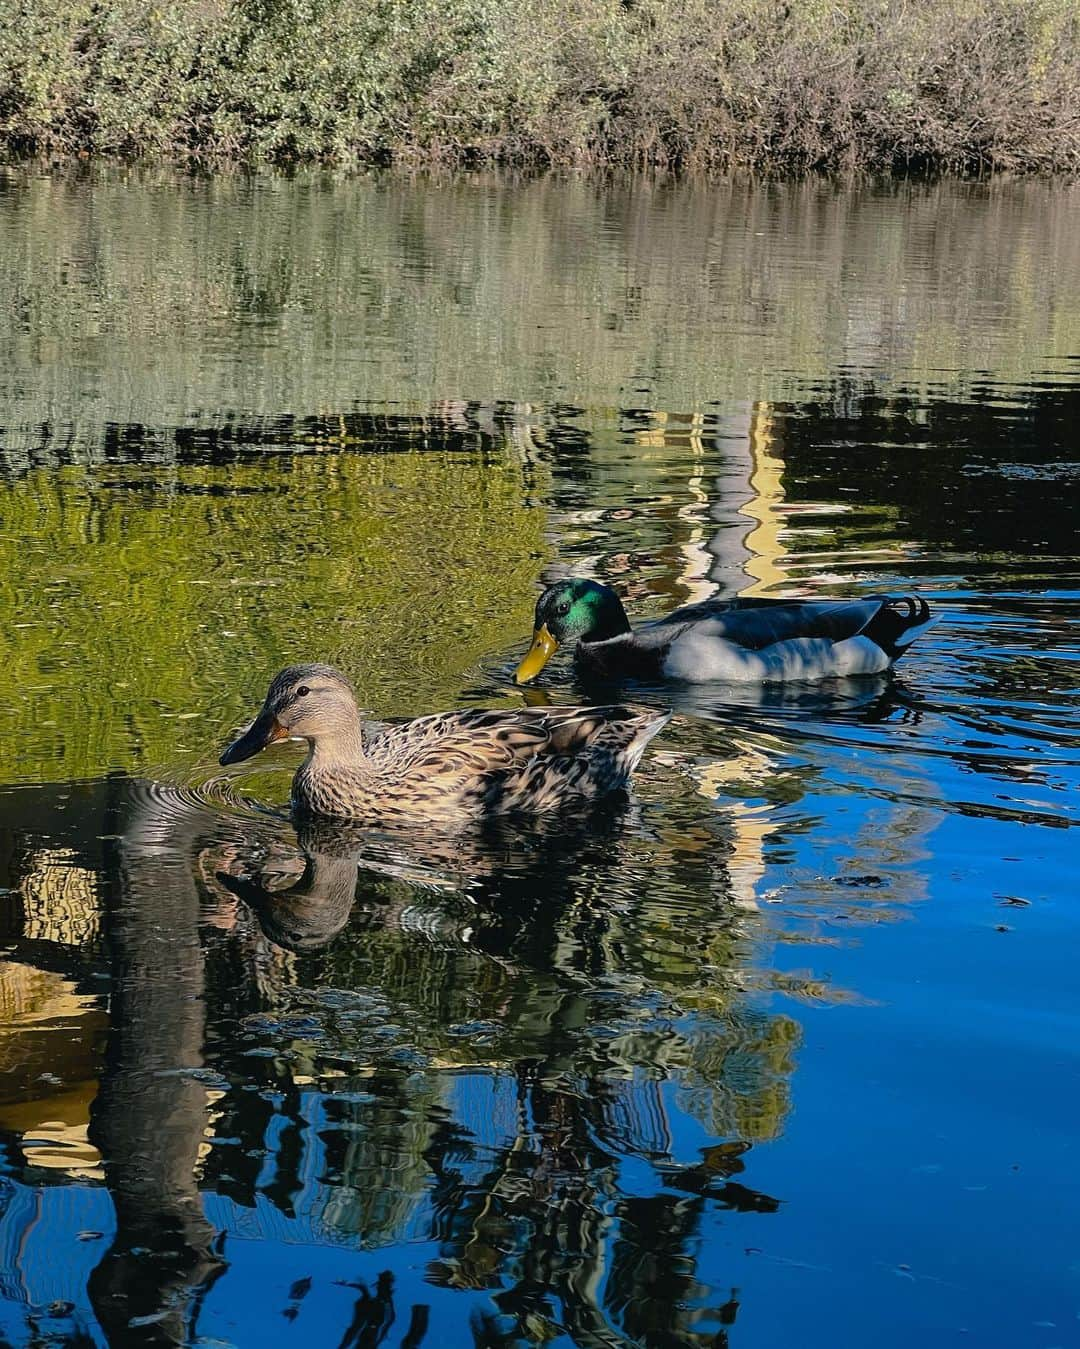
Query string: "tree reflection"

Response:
xmin=0 ymin=774 xmax=797 ymax=1345
xmin=86 ymin=780 xmax=241 ymax=1345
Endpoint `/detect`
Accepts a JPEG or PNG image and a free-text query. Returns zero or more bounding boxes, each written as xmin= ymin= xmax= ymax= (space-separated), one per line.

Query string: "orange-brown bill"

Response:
xmin=219 ymin=711 xmax=288 ymax=765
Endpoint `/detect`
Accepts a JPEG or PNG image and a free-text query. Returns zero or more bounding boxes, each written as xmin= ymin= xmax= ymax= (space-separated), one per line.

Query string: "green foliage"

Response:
xmin=0 ymin=450 xmax=544 ymax=784
xmin=0 ymin=0 xmax=1077 ymax=171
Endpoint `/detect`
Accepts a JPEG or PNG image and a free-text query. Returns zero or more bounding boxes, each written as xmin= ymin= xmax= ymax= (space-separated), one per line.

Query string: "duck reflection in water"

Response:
xmin=0 ymin=767 xmax=791 ymax=1347
xmin=206 ymin=803 xmax=783 ymax=1348
xmin=211 ymin=817 xmax=367 ymax=954
xmin=210 ymin=795 xmax=649 ymax=963
xmin=520 ymin=665 xmax=917 ymax=724
xmin=73 ymin=779 xmax=447 ymax=1347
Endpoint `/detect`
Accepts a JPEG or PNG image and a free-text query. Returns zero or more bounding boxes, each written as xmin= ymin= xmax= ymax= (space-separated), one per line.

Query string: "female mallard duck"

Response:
xmin=515 ymin=579 xmax=937 ymax=685
xmin=219 ymin=664 xmax=669 ymax=822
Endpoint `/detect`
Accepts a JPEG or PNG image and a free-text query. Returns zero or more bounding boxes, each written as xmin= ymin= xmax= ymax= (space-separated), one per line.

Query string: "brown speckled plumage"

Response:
xmin=220 ymin=663 xmax=670 ymax=823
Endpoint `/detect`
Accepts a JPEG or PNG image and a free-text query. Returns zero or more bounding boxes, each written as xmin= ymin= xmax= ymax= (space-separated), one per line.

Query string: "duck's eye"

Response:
xmin=296 ymin=685 xmax=311 ymax=698
xmin=557 ymin=602 xmax=571 ymax=617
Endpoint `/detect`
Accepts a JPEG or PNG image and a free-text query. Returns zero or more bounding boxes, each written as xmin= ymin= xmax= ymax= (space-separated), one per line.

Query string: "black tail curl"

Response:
xmin=863 ymin=595 xmax=935 ymax=660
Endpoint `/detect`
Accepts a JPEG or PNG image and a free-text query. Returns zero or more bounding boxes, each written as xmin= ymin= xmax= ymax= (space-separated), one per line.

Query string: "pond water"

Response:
xmin=0 ymin=169 xmax=1078 ymax=1348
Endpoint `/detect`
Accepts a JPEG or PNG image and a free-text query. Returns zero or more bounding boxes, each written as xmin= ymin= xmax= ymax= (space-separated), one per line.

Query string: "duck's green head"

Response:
xmin=514 ymin=579 xmax=631 ymax=684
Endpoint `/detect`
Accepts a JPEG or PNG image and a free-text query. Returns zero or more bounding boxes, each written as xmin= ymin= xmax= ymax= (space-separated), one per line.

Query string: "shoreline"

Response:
xmin=3 ymin=157 xmax=1078 ymax=184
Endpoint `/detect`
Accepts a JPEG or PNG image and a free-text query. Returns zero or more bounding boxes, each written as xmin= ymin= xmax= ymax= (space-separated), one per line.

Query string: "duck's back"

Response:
xmin=580 ymin=594 xmax=935 ymax=684
xmin=334 ymin=704 xmax=669 ymax=819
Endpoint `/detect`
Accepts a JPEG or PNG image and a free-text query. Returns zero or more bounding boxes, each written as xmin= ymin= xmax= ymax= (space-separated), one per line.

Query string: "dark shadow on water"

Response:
xmin=574 ymin=669 xmax=903 ymax=718
xmin=85 ymin=779 xmax=254 ymax=1346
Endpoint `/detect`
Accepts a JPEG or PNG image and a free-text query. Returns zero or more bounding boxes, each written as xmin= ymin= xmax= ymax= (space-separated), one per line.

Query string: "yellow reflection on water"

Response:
xmin=0 ymin=962 xmax=106 ymax=1176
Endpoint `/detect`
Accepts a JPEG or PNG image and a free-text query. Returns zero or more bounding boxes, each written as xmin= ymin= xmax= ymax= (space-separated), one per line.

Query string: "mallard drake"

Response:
xmin=515 ymin=579 xmax=937 ymax=685
xmin=219 ymin=664 xmax=669 ymax=822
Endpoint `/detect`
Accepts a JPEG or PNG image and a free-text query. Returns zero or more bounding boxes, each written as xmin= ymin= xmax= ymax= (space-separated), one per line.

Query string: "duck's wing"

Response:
xmin=365 ymin=708 xmax=552 ymax=774
xmin=470 ymin=704 xmax=670 ymax=811
xmin=634 ymin=594 xmax=937 ymax=683
xmin=366 ymin=705 xmax=669 ymax=808
xmin=368 ymin=705 xmax=664 ymax=769
xmin=647 ymin=596 xmax=873 ymax=644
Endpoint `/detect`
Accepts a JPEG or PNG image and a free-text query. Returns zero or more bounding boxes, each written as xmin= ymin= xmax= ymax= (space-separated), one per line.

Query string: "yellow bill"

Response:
xmin=514 ymin=623 xmax=558 ymax=684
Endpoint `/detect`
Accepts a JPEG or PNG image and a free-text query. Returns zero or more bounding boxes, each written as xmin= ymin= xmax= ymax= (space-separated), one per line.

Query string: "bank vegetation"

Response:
xmin=1 ymin=0 xmax=1078 ymax=172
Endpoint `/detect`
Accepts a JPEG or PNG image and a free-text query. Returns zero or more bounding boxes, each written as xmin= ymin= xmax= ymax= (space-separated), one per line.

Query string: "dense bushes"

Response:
xmin=1 ymin=0 xmax=1078 ymax=171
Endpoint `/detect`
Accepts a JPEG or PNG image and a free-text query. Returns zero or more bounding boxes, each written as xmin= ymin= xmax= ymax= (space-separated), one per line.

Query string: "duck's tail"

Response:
xmin=863 ymin=595 xmax=939 ymax=661
xmin=620 ymin=707 xmax=673 ymax=773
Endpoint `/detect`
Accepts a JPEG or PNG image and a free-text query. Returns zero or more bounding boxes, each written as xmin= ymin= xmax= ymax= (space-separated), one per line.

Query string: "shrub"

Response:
xmin=0 ymin=0 xmax=1077 ymax=171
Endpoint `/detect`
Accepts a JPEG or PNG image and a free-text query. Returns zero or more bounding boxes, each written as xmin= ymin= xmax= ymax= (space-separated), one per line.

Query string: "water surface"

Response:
xmin=0 ymin=170 xmax=1078 ymax=1348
